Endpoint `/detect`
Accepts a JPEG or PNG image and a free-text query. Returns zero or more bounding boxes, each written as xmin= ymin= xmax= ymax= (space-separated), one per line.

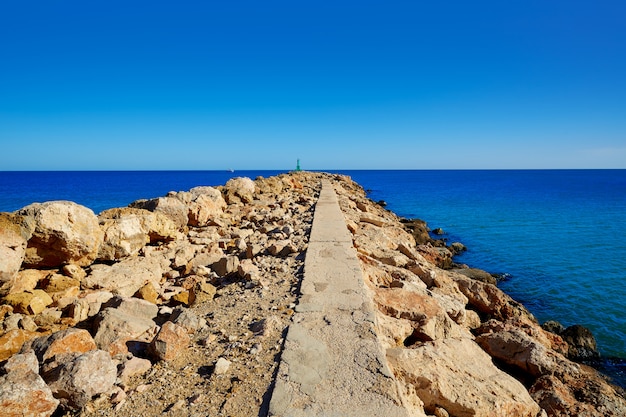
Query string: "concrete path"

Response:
xmin=269 ymin=180 xmax=410 ymax=417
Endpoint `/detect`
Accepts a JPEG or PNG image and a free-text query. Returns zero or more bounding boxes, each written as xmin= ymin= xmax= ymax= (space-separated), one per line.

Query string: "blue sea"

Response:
xmin=1 ymin=169 xmax=625 ymax=386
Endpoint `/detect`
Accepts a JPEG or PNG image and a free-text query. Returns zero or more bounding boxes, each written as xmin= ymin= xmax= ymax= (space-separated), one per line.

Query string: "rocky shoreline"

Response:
xmin=1 ymin=172 xmax=625 ymax=416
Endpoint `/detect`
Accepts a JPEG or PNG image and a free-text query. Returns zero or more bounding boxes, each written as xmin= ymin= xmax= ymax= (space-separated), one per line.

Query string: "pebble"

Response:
xmin=214 ymin=357 xmax=232 ymax=375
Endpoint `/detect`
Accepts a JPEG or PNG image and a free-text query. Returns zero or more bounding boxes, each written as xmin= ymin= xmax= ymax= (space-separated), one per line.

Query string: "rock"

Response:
xmin=189 ymin=282 xmax=217 ymax=305
xmin=98 ymin=214 xmax=149 ymax=260
xmin=560 ymin=324 xmax=600 ymax=361
xmin=449 ymin=241 xmax=467 ymax=254
xmin=211 ymin=255 xmax=240 ymax=276
xmin=82 ymin=255 xmax=163 ymax=297
xmin=130 ymin=196 xmax=189 ymax=230
xmin=62 ymin=264 xmax=87 ymax=281
xmin=17 ymin=201 xmax=103 ymax=268
xmin=373 ymin=287 xmax=467 ymax=342
xmin=541 ymin=320 xmax=566 ymax=335
xmin=267 ymin=240 xmax=297 ymax=257
xmin=250 ymin=316 xmax=282 ymax=337
xmin=93 ymin=302 xmax=157 ymax=355
xmin=26 ymin=328 xmax=97 ymax=363
xmin=223 ymin=177 xmax=256 ymax=203
xmin=0 ymin=213 xmax=30 ymax=296
xmin=432 ymin=227 xmax=445 ymax=235
xmin=149 ymin=321 xmax=190 ymax=361
xmin=6 ymin=269 xmax=48 ymax=295
xmin=475 ymin=326 xmax=569 ymax=379
xmin=451 ymin=267 xmax=497 ymax=285
xmin=0 ymin=329 xmax=38 ymax=361
xmin=359 ymin=214 xmax=387 ymax=227
xmin=387 ymin=339 xmax=542 ymax=417
xmin=4 ymin=289 xmax=53 ymax=315
xmin=0 ymin=353 xmax=59 ymax=416
xmin=214 ymin=357 xmax=232 ymax=375
xmin=177 ymin=186 xmax=226 ymax=227
xmin=99 ymin=207 xmax=178 ymax=243
xmin=135 ymin=282 xmax=159 ymax=304
xmin=118 ymin=356 xmax=152 ymax=384
xmin=237 ymin=259 xmax=260 ymax=281
xmin=170 ymin=306 xmax=208 ymax=333
xmin=44 ymin=349 xmax=117 ymax=410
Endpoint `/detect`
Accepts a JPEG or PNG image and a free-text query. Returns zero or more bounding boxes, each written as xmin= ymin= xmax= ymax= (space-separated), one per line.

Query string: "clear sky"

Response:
xmin=1 ymin=1 xmax=625 ymax=170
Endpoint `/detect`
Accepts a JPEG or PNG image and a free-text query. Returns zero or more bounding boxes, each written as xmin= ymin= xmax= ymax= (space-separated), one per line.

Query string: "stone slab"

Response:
xmin=269 ymin=180 xmax=411 ymax=417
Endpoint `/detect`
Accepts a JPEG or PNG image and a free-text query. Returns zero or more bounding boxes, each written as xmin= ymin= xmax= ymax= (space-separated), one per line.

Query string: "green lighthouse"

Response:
xmin=296 ymin=158 xmax=301 ymax=171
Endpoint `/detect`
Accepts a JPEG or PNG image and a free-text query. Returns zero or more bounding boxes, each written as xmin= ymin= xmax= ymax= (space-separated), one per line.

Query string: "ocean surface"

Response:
xmin=1 ymin=169 xmax=625 ymax=386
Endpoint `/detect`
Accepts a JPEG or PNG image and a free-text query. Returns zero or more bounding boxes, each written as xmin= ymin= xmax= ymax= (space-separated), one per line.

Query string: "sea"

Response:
xmin=1 ymin=169 xmax=625 ymax=387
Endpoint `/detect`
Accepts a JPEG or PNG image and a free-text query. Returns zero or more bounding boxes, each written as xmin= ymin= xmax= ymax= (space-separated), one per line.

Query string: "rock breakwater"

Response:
xmin=0 ymin=172 xmax=625 ymax=417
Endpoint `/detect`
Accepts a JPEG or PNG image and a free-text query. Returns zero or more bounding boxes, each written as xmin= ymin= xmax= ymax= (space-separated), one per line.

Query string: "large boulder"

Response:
xmin=82 ymin=255 xmax=163 ymax=297
xmin=223 ymin=177 xmax=256 ymax=203
xmin=387 ymin=339 xmax=542 ymax=417
xmin=25 ymin=328 xmax=97 ymax=363
xmin=98 ymin=215 xmax=148 ymax=260
xmin=175 ymin=186 xmax=226 ymax=227
xmin=0 ymin=351 xmax=59 ymax=416
xmin=374 ymin=287 xmax=468 ymax=342
xmin=560 ymin=325 xmax=600 ymax=361
xmin=43 ymin=349 xmax=117 ymax=410
xmin=17 ymin=201 xmax=103 ymax=268
xmin=0 ymin=213 xmax=30 ymax=296
xmin=130 ymin=196 xmax=188 ymax=230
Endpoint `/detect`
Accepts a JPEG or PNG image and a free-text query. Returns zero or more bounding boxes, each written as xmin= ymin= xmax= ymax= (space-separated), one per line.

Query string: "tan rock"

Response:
xmin=62 ymin=264 xmax=86 ymax=281
xmin=387 ymin=339 xmax=542 ymax=417
xmin=211 ymin=255 xmax=240 ymax=276
xmin=475 ymin=326 xmax=572 ymax=379
xmin=7 ymin=269 xmax=49 ymax=295
xmin=0 ymin=328 xmax=39 ymax=361
xmin=0 ymin=213 xmax=30 ymax=296
xmin=4 ymin=290 xmax=53 ymax=315
xmin=149 ymin=321 xmax=190 ymax=361
xmin=0 ymin=356 xmax=59 ymax=416
xmin=26 ymin=328 xmax=97 ymax=363
xmin=224 ymin=177 xmax=256 ymax=203
xmin=178 ymin=186 xmax=226 ymax=227
xmin=130 ymin=196 xmax=189 ymax=230
xmin=135 ymin=282 xmax=159 ymax=304
xmin=17 ymin=201 xmax=103 ymax=268
xmin=189 ymin=282 xmax=216 ymax=305
xmin=118 ymin=356 xmax=152 ymax=384
xmin=44 ymin=349 xmax=117 ymax=410
xmin=99 ymin=207 xmax=178 ymax=243
xmin=82 ymin=255 xmax=163 ymax=298
xmin=98 ymin=215 xmax=149 ymax=260
xmin=93 ymin=302 xmax=157 ymax=355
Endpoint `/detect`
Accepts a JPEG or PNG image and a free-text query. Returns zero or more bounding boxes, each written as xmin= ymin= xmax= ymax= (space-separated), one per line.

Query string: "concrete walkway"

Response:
xmin=269 ymin=180 xmax=410 ymax=417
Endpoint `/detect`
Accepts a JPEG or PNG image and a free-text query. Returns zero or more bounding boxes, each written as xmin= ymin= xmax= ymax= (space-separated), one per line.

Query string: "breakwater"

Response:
xmin=1 ymin=172 xmax=625 ymax=416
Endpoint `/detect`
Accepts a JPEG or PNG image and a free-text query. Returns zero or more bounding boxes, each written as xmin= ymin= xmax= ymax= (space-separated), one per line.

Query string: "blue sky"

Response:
xmin=1 ymin=1 xmax=625 ymax=170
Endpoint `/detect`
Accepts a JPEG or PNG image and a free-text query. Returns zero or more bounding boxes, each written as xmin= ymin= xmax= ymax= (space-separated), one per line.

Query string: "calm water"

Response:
xmin=1 ymin=169 xmax=625 ymax=386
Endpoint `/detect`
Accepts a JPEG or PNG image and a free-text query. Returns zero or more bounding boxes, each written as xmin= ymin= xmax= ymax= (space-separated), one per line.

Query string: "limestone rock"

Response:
xmin=189 ymin=281 xmax=216 ymax=305
xmin=374 ymin=287 xmax=468 ymax=342
xmin=214 ymin=357 xmax=232 ymax=375
xmin=0 ymin=353 xmax=59 ymax=416
xmin=4 ymin=289 xmax=53 ymax=315
xmin=387 ymin=339 xmax=542 ymax=417
xmin=149 ymin=321 xmax=190 ymax=361
xmin=99 ymin=207 xmax=178 ymax=243
xmin=451 ymin=267 xmax=497 ymax=285
xmin=98 ymin=215 xmax=149 ymax=260
xmin=171 ymin=306 xmax=208 ymax=333
xmin=0 ymin=213 xmax=30 ymax=296
xmin=223 ymin=177 xmax=256 ymax=203
xmin=560 ymin=325 xmax=600 ymax=361
xmin=17 ymin=201 xmax=104 ymax=268
xmin=82 ymin=255 xmax=163 ymax=297
xmin=118 ymin=356 xmax=152 ymax=384
xmin=93 ymin=302 xmax=157 ymax=355
xmin=135 ymin=282 xmax=159 ymax=304
xmin=130 ymin=196 xmax=188 ymax=230
xmin=44 ymin=349 xmax=117 ymax=410
xmin=26 ymin=328 xmax=97 ymax=363
xmin=62 ymin=264 xmax=87 ymax=281
xmin=475 ymin=326 xmax=570 ymax=379
xmin=0 ymin=328 xmax=38 ymax=361
xmin=211 ymin=255 xmax=240 ymax=276
xmin=6 ymin=269 xmax=49 ymax=295
xmin=176 ymin=186 xmax=226 ymax=227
